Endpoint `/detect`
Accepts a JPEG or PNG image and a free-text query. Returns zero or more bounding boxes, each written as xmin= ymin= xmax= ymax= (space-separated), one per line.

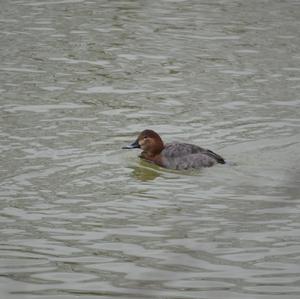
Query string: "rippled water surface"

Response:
xmin=1 ymin=0 xmax=300 ymax=298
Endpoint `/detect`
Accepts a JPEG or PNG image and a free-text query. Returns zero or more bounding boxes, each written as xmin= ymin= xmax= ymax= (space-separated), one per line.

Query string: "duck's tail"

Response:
xmin=206 ymin=150 xmax=226 ymax=164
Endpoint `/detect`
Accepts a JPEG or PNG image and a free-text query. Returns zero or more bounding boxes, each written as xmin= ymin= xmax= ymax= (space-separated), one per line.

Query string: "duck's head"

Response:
xmin=122 ymin=129 xmax=164 ymax=155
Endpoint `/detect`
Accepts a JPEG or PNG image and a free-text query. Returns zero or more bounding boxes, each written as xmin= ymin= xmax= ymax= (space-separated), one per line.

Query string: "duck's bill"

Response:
xmin=122 ymin=139 xmax=140 ymax=149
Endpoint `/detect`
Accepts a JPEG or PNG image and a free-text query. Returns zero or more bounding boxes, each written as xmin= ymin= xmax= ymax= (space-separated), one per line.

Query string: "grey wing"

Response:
xmin=162 ymin=153 xmax=216 ymax=170
xmin=164 ymin=143 xmax=207 ymax=157
xmin=164 ymin=143 xmax=225 ymax=164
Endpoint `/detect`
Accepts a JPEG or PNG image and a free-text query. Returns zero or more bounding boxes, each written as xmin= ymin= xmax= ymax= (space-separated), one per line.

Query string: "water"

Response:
xmin=0 ymin=0 xmax=300 ymax=298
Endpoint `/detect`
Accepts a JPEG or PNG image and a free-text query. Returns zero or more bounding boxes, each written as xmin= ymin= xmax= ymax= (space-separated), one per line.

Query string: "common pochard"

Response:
xmin=123 ymin=129 xmax=225 ymax=170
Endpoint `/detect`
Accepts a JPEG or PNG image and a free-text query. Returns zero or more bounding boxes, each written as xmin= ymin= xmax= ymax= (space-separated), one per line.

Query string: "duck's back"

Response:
xmin=161 ymin=143 xmax=225 ymax=170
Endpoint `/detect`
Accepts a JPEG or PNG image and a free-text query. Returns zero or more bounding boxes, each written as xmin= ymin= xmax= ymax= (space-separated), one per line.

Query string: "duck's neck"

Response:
xmin=140 ymin=151 xmax=164 ymax=167
xmin=141 ymin=139 xmax=164 ymax=156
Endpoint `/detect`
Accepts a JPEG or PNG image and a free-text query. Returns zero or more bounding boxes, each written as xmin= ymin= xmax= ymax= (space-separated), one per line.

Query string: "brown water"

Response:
xmin=0 ymin=0 xmax=300 ymax=298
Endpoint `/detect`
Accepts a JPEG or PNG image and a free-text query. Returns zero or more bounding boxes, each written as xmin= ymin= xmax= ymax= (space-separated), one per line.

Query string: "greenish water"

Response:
xmin=0 ymin=0 xmax=299 ymax=298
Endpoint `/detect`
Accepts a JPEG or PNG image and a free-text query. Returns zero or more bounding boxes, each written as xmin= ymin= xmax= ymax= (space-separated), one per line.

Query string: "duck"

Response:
xmin=122 ymin=129 xmax=225 ymax=170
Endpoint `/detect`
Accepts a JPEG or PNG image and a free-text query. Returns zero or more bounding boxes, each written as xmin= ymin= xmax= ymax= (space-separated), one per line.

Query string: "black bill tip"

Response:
xmin=122 ymin=139 xmax=140 ymax=149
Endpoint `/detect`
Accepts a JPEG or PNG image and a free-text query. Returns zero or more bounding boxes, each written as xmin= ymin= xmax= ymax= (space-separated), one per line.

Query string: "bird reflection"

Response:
xmin=131 ymin=160 xmax=161 ymax=181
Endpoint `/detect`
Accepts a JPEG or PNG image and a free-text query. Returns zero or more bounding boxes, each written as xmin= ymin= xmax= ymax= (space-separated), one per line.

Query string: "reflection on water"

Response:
xmin=131 ymin=163 xmax=162 ymax=182
xmin=1 ymin=0 xmax=300 ymax=298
